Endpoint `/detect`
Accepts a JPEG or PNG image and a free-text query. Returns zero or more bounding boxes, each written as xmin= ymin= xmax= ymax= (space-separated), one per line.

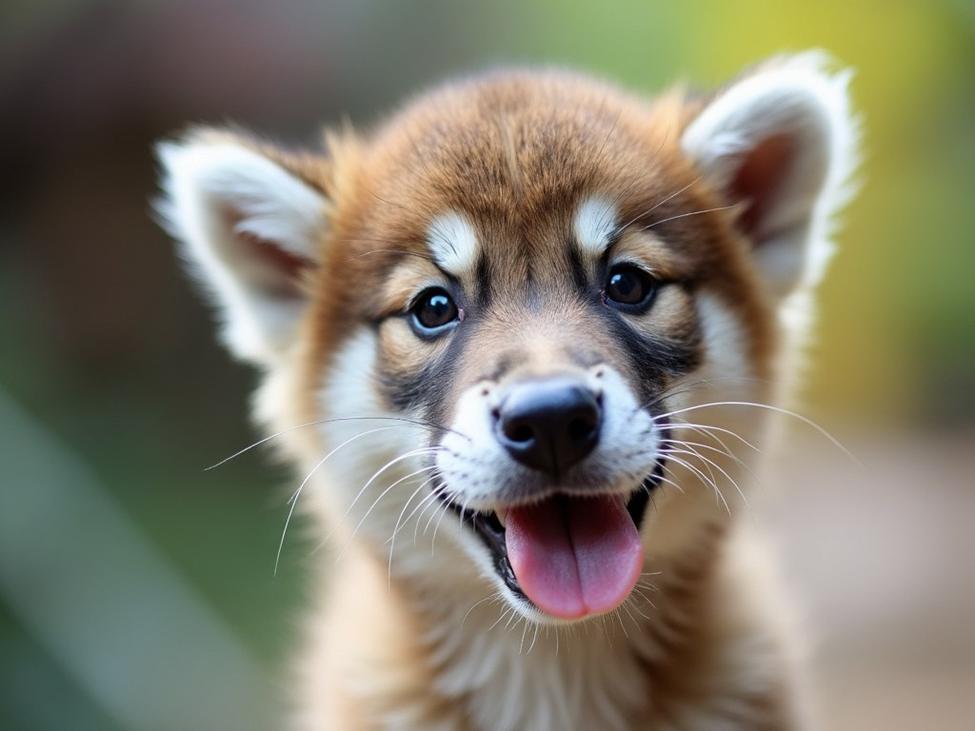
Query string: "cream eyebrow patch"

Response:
xmin=426 ymin=211 xmax=479 ymax=275
xmin=573 ymin=196 xmax=618 ymax=256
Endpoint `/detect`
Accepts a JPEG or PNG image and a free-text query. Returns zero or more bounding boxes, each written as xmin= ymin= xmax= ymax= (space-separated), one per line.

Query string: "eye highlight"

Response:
xmin=602 ymin=264 xmax=657 ymax=312
xmin=410 ymin=287 xmax=462 ymax=336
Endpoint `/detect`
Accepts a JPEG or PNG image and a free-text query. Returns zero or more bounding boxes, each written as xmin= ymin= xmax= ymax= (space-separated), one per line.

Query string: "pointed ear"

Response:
xmin=681 ymin=52 xmax=860 ymax=298
xmin=155 ymin=129 xmax=330 ymax=365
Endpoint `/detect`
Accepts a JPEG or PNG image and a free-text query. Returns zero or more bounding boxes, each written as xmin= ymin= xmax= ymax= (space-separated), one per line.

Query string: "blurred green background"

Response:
xmin=1 ymin=2 xmax=972 ymax=729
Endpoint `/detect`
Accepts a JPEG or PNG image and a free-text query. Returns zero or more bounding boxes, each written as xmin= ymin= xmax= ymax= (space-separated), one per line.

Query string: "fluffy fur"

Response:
xmin=157 ymin=51 xmax=859 ymax=730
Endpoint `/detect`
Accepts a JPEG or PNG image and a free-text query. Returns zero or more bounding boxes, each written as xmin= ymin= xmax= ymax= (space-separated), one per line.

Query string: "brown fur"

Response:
xmin=161 ymin=59 xmax=857 ymax=729
xmin=283 ymin=71 xmax=791 ymax=729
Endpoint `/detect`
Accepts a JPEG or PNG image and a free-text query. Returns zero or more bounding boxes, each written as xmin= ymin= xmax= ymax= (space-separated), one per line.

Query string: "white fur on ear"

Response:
xmin=155 ymin=135 xmax=327 ymax=365
xmin=682 ymin=51 xmax=860 ymax=298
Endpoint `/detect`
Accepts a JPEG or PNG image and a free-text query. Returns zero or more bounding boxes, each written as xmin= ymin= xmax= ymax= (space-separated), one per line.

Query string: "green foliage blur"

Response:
xmin=0 ymin=1 xmax=971 ymax=729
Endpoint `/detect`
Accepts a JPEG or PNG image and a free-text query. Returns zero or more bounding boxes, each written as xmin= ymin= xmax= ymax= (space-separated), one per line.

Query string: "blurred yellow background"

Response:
xmin=0 ymin=1 xmax=972 ymax=730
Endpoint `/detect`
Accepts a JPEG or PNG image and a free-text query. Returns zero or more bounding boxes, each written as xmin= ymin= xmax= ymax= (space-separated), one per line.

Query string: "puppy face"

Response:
xmin=158 ymin=56 xmax=858 ymax=622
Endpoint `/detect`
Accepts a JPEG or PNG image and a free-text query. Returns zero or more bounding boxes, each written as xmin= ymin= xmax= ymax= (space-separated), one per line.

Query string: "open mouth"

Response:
xmin=436 ymin=461 xmax=665 ymax=620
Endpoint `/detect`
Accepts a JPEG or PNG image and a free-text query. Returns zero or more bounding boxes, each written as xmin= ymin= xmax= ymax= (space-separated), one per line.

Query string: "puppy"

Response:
xmin=157 ymin=51 xmax=858 ymax=730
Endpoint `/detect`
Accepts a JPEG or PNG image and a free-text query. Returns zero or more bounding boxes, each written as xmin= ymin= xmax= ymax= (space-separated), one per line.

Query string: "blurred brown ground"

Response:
xmin=761 ymin=431 xmax=975 ymax=731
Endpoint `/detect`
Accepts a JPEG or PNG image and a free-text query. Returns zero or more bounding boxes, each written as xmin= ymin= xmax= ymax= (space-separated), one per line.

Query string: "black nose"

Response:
xmin=495 ymin=378 xmax=601 ymax=480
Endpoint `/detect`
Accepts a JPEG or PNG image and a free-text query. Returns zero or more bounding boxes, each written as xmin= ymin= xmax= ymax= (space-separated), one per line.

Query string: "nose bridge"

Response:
xmin=482 ymin=304 xmax=607 ymax=481
xmin=513 ymin=335 xmax=576 ymax=381
xmin=485 ymin=304 xmax=597 ymax=386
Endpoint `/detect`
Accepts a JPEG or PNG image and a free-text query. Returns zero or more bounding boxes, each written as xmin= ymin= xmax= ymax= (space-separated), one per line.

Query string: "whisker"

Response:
xmin=422 ymin=492 xmax=453 ymax=548
xmin=527 ymin=622 xmax=540 ymax=654
xmin=662 ymin=446 xmax=749 ymax=508
xmin=413 ymin=484 xmax=446 ymax=545
xmin=387 ymin=474 xmax=441 ymax=547
xmin=622 ymin=598 xmax=647 ymax=626
xmin=658 ymin=401 xmax=858 ymax=464
xmin=507 ymin=614 xmax=524 ymax=644
xmin=672 ymin=425 xmax=741 ymax=469
xmin=669 ymin=420 xmax=761 ymax=452
xmin=631 ymin=586 xmax=657 ymax=611
xmin=615 ymin=609 xmax=630 ymax=639
xmin=654 ymin=472 xmax=686 ymax=495
xmin=662 ymin=436 xmax=762 ymax=494
xmin=665 ymin=455 xmax=730 ymax=514
xmin=634 ymin=579 xmax=660 ymax=593
xmin=488 ymin=606 xmax=515 ymax=632
xmin=421 ymin=490 xmax=447 ymax=538
xmin=663 ymin=435 xmax=760 ymax=496
xmin=385 ymin=484 xmax=430 ymax=583
xmin=208 ymin=419 xmax=324 ymax=471
xmin=626 ymin=596 xmax=654 ymax=620
xmin=368 ymin=466 xmax=438 ymax=520
xmin=664 ymin=444 xmax=719 ymax=492
xmin=330 ymin=450 xmax=443 ymax=566
xmin=273 ymin=425 xmax=400 ymax=575
xmin=207 ymin=414 xmax=468 ymax=471
xmin=342 ymin=455 xmax=441 ymax=547
xmin=430 ymin=488 xmax=464 ymax=554
xmin=356 ymin=248 xmax=438 ymax=264
xmin=660 ymin=438 xmax=742 ymax=467
xmin=635 ymin=375 xmax=768 ymax=415
xmin=640 ymin=204 xmax=738 ymax=231
xmin=614 ymin=177 xmax=701 ymax=234
xmin=387 ymin=473 xmax=443 ymax=583
xmin=461 ymin=594 xmax=500 ymax=628
xmin=345 ymin=447 xmax=442 ymax=515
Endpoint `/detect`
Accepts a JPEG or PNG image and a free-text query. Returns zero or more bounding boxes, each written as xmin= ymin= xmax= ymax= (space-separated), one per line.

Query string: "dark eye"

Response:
xmin=603 ymin=264 xmax=657 ymax=311
xmin=410 ymin=288 xmax=461 ymax=335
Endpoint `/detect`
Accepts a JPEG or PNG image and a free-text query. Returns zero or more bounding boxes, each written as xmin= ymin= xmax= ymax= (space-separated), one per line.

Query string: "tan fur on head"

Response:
xmin=157 ymin=51 xmax=858 ymax=730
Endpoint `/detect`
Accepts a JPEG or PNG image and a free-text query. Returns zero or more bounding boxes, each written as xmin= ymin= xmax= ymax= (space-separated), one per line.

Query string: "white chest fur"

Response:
xmin=419 ymin=594 xmax=658 ymax=731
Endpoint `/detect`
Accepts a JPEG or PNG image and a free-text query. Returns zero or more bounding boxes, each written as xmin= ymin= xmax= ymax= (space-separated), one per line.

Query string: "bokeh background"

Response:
xmin=1 ymin=1 xmax=972 ymax=729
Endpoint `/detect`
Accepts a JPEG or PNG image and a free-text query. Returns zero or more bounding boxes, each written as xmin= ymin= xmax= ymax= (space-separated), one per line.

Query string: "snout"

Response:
xmin=494 ymin=377 xmax=601 ymax=480
xmin=434 ymin=365 xmax=666 ymax=616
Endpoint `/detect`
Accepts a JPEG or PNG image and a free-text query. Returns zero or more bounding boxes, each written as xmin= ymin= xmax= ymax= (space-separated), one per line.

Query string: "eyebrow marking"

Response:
xmin=426 ymin=211 xmax=478 ymax=276
xmin=573 ymin=196 xmax=618 ymax=257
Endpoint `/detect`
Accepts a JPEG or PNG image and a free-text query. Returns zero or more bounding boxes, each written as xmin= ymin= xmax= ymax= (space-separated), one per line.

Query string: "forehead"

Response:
xmin=355 ymin=72 xmax=703 ymax=274
xmin=424 ymin=195 xmax=617 ymax=276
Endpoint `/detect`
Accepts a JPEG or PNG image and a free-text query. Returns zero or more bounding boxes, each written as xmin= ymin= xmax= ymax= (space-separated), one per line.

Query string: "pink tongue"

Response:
xmin=504 ymin=495 xmax=643 ymax=619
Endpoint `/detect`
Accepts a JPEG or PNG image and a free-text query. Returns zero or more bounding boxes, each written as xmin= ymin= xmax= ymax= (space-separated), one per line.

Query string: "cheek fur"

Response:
xmin=314 ymin=328 xmax=457 ymax=550
xmin=594 ymin=300 xmax=701 ymax=403
xmin=694 ymin=291 xmax=756 ymax=393
xmin=318 ymin=328 xmax=418 ymax=459
xmin=375 ymin=317 xmax=459 ymax=421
